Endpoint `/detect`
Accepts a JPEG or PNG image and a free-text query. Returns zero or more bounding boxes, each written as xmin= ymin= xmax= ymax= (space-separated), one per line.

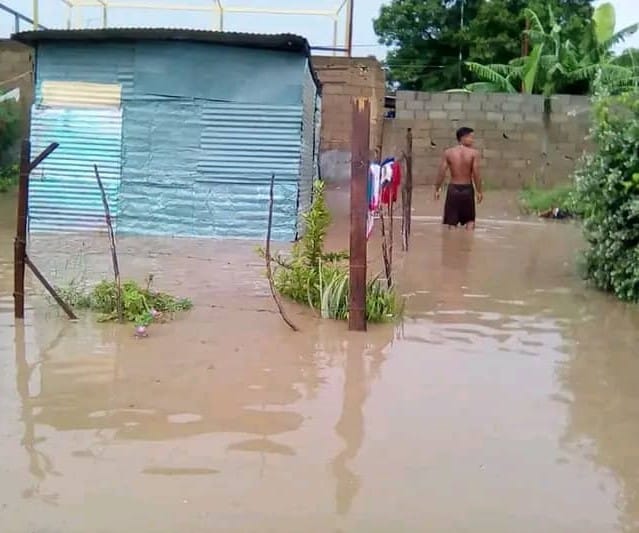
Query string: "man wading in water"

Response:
xmin=434 ymin=127 xmax=483 ymax=229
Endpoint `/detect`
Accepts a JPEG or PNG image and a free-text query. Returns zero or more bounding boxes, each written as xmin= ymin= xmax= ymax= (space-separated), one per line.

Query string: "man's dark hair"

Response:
xmin=456 ymin=127 xmax=474 ymax=141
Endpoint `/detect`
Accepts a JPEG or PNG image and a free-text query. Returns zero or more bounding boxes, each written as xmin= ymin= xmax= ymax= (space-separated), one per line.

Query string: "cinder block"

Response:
xmin=462 ymin=100 xmax=482 ymax=112
xmin=503 ymin=115 xmax=525 ymax=126
xmin=468 ymin=93 xmax=488 ymax=103
xmin=502 ymin=102 xmax=523 ymax=112
xmin=443 ymin=101 xmax=463 ymax=111
xmin=464 ymin=111 xmax=488 ymax=121
xmin=504 ymin=94 xmax=526 ymax=104
xmin=522 ymin=132 xmax=541 ymax=142
xmin=448 ymin=93 xmax=470 ymax=103
xmin=486 ymin=111 xmax=505 ymax=121
xmin=447 ymin=112 xmax=465 ymax=121
xmin=416 ymin=91 xmax=432 ymax=101
xmin=482 ymin=101 xmax=501 ymax=112
xmin=406 ymin=99 xmax=425 ymax=111
xmin=429 ymin=110 xmax=448 ymax=120
xmin=482 ymin=149 xmax=501 ymax=159
xmin=430 ymin=93 xmax=450 ymax=105
xmin=523 ymin=113 xmax=543 ymax=123
xmin=424 ymin=102 xmax=444 ymax=111
xmin=397 ymin=90 xmax=417 ymax=102
xmin=397 ymin=110 xmax=416 ymax=120
xmin=490 ymin=94 xmax=508 ymax=104
xmin=431 ymin=128 xmax=454 ymax=139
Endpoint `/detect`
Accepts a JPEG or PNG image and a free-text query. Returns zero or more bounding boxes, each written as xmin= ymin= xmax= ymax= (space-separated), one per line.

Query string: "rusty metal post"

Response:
xmin=14 ymin=140 xmax=30 ymax=319
xmin=402 ymin=128 xmax=413 ymax=251
xmin=345 ymin=0 xmax=354 ymax=57
xmin=14 ymin=141 xmax=74 ymax=320
xmin=348 ymin=98 xmax=371 ymax=332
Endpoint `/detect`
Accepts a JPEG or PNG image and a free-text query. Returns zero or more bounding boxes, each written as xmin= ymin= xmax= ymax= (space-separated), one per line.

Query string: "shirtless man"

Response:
xmin=434 ymin=127 xmax=483 ymax=229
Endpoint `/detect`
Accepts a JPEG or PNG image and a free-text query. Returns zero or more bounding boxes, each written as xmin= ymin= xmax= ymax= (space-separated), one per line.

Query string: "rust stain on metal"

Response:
xmin=348 ymin=98 xmax=371 ymax=332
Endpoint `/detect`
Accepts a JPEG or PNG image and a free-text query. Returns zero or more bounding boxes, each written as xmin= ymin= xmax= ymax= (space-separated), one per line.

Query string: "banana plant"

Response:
xmin=465 ymin=3 xmax=638 ymax=95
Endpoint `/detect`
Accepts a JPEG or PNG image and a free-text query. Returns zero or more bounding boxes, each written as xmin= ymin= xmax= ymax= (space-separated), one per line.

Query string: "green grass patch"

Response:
xmin=518 ymin=185 xmax=575 ymax=214
xmin=57 ymin=277 xmax=193 ymax=325
xmin=262 ymin=180 xmax=400 ymax=323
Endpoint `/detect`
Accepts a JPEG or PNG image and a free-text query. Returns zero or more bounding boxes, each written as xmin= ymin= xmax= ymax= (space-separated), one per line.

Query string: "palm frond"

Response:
xmin=593 ymin=2 xmax=616 ymax=45
xmin=522 ymin=44 xmax=543 ymax=93
xmin=600 ymin=23 xmax=639 ymax=51
xmin=464 ymin=82 xmax=504 ymax=93
xmin=523 ymin=8 xmax=544 ymax=33
xmin=465 ymin=62 xmax=518 ymax=93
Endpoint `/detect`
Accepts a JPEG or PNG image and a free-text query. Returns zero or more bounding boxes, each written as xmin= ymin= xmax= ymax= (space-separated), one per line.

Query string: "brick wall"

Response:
xmin=312 ymin=56 xmax=385 ymax=181
xmin=383 ymin=91 xmax=591 ymax=188
xmin=0 ymin=40 xmax=33 ymax=148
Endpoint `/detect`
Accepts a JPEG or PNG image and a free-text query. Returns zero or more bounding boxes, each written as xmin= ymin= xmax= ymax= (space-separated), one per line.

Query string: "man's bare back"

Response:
xmin=445 ymin=145 xmax=479 ymax=185
xmin=434 ymin=127 xmax=483 ymax=228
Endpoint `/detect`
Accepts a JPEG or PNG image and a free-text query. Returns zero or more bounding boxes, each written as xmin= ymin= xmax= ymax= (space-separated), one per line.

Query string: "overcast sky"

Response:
xmin=1 ymin=0 xmax=637 ymax=58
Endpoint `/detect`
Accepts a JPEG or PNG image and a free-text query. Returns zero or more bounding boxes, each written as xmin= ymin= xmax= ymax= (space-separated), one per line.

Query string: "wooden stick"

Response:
xmin=14 ymin=141 xmax=30 ymax=319
xmin=389 ymin=190 xmax=394 ymax=286
xmin=25 ymin=255 xmax=77 ymax=320
xmin=94 ymin=164 xmax=123 ymax=323
xmin=265 ymin=173 xmax=299 ymax=332
xmin=379 ymin=205 xmax=392 ymax=288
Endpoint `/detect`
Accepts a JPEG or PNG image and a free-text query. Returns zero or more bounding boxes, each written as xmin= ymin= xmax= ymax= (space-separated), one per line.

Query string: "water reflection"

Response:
xmin=2 ymin=188 xmax=639 ymax=531
xmin=559 ymin=295 xmax=639 ymax=533
xmin=15 ymin=322 xmax=60 ymax=506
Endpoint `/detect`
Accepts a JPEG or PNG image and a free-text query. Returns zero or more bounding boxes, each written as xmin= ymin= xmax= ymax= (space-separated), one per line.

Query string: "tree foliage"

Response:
xmin=573 ymin=82 xmax=639 ymax=302
xmin=465 ymin=3 xmax=638 ymax=95
xmin=374 ymin=0 xmax=594 ymax=91
xmin=0 ymin=97 xmax=20 ymax=157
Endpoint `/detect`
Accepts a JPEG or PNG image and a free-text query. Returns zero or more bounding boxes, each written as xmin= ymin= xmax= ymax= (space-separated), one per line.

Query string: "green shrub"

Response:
xmin=573 ymin=84 xmax=639 ymax=302
xmin=518 ymin=185 xmax=576 ymax=214
xmin=58 ymin=276 xmax=193 ymax=325
xmin=0 ymin=98 xmax=20 ymax=155
xmin=0 ymin=163 xmax=18 ymax=193
xmin=264 ymin=180 xmax=399 ymax=323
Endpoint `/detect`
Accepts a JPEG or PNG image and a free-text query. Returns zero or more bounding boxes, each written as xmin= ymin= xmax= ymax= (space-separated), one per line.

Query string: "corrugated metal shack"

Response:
xmin=12 ymin=29 xmax=322 ymax=241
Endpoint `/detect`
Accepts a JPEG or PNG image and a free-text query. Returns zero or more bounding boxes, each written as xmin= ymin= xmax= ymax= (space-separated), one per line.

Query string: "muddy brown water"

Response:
xmin=1 ymin=187 xmax=639 ymax=532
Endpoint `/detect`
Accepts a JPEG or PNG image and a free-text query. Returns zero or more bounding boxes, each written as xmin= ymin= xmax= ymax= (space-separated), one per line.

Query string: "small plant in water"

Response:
xmin=58 ymin=274 xmax=192 ymax=325
xmin=261 ymin=180 xmax=399 ymax=323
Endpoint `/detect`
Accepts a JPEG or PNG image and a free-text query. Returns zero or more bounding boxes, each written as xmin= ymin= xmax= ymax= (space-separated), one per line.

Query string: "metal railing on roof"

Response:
xmin=22 ymin=0 xmax=354 ymax=56
xmin=0 ymin=2 xmax=48 ymax=33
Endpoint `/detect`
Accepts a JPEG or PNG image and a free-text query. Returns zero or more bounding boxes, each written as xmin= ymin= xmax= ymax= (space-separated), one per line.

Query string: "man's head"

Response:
xmin=456 ymin=127 xmax=475 ymax=147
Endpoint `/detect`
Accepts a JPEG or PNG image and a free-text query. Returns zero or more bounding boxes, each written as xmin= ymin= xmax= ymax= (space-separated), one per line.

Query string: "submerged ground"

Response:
xmin=0 ymin=186 xmax=638 ymax=532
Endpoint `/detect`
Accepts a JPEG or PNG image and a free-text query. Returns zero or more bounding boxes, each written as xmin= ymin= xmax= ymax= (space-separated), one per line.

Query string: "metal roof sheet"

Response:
xmin=12 ymin=27 xmax=321 ymax=92
xmin=13 ymin=27 xmax=307 ymax=53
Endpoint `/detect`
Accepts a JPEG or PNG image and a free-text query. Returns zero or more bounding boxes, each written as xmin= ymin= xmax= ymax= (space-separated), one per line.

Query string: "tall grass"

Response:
xmin=264 ymin=181 xmax=400 ymax=324
xmin=518 ymin=185 xmax=576 ymax=214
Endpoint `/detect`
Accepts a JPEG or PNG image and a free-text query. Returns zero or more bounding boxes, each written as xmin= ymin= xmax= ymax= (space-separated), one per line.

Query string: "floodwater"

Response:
xmin=1 ymin=187 xmax=639 ymax=532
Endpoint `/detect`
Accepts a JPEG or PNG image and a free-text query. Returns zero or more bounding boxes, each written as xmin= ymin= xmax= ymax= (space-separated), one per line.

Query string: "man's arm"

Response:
xmin=472 ymin=150 xmax=483 ymax=203
xmin=434 ymin=151 xmax=448 ymax=200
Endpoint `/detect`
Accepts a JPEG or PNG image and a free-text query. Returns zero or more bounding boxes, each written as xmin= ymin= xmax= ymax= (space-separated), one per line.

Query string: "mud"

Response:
xmin=1 ymin=187 xmax=639 ymax=532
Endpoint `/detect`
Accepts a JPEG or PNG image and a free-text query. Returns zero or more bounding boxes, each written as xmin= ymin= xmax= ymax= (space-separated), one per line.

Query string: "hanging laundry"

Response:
xmin=367 ymin=162 xmax=381 ymax=239
xmin=380 ymin=157 xmax=394 ymax=189
xmin=368 ymin=162 xmax=382 ymax=211
xmin=381 ymin=159 xmax=402 ymax=205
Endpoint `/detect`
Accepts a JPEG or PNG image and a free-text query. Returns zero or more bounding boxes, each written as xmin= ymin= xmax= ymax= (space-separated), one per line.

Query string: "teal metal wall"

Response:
xmin=30 ymin=39 xmax=320 ymax=241
xmin=30 ymin=106 xmax=123 ymax=233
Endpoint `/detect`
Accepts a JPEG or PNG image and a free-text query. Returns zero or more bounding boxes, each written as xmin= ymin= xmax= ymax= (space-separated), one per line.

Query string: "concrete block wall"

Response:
xmin=385 ymin=91 xmax=591 ymax=188
xmin=0 ymin=40 xmax=33 ymax=160
xmin=312 ymin=56 xmax=385 ymax=181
